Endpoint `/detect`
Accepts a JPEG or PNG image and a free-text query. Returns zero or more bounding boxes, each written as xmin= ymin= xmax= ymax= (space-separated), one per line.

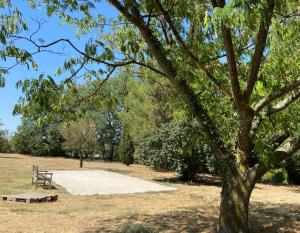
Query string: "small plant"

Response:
xmin=114 ymin=223 xmax=158 ymax=233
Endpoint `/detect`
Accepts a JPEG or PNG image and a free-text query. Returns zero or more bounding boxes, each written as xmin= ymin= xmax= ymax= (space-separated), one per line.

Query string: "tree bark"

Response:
xmin=217 ymin=172 xmax=254 ymax=233
xmin=79 ymin=153 xmax=83 ymax=168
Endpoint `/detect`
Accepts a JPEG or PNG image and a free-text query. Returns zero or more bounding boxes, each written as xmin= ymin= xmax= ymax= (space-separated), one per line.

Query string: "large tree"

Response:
xmin=3 ymin=0 xmax=300 ymax=232
xmin=59 ymin=118 xmax=97 ymax=168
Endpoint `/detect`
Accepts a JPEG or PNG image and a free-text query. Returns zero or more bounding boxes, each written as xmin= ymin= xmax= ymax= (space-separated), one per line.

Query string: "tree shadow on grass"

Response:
xmin=84 ymin=202 xmax=300 ymax=233
xmin=285 ymin=185 xmax=300 ymax=194
xmin=84 ymin=208 xmax=217 ymax=233
xmin=292 ymin=189 xmax=300 ymax=193
xmin=151 ymin=168 xmax=175 ymax=173
xmin=249 ymin=202 xmax=300 ymax=233
xmin=0 ymin=156 xmax=24 ymax=159
xmin=101 ymin=168 xmax=131 ymax=175
xmin=153 ymin=173 xmax=221 ymax=187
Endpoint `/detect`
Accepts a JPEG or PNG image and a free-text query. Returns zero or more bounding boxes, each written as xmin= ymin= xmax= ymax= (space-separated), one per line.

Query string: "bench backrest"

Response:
xmin=32 ymin=164 xmax=39 ymax=177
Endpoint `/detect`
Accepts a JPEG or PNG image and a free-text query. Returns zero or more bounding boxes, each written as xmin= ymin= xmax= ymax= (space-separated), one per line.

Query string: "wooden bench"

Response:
xmin=32 ymin=164 xmax=53 ymax=189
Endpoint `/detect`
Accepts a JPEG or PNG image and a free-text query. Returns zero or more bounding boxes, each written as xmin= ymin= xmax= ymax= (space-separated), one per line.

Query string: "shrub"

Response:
xmin=118 ymin=126 xmax=135 ymax=166
xmin=283 ymin=152 xmax=300 ymax=184
xmin=114 ymin=224 xmax=158 ymax=233
xmin=136 ymin=120 xmax=217 ymax=180
xmin=261 ymin=168 xmax=288 ymax=184
xmin=11 ymin=118 xmax=65 ymax=156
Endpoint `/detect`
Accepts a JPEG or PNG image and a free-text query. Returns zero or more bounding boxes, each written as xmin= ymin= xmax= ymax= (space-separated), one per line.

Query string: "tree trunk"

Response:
xmin=79 ymin=153 xmax=83 ymax=168
xmin=217 ymin=174 xmax=254 ymax=233
xmin=109 ymin=143 xmax=115 ymax=161
xmin=101 ymin=142 xmax=105 ymax=158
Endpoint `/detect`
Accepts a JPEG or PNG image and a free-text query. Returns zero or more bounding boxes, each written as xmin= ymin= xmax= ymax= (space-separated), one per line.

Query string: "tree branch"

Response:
xmin=250 ymin=88 xmax=300 ymax=140
xmin=0 ymin=48 xmax=62 ymax=72
xmin=254 ymin=134 xmax=300 ymax=178
xmin=158 ymin=17 xmax=171 ymax=45
xmin=79 ymin=67 xmax=116 ymax=102
xmin=154 ymin=0 xmax=198 ymax=65
xmin=55 ymin=59 xmax=87 ymax=90
xmin=154 ymin=0 xmax=232 ymax=99
xmin=11 ymin=34 xmax=167 ymax=77
xmin=273 ymin=135 xmax=300 ymax=163
xmin=268 ymin=88 xmax=300 ymax=115
xmin=67 ymin=67 xmax=117 ymax=111
xmin=254 ymin=78 xmax=300 ymax=113
xmin=244 ymin=0 xmax=275 ymax=101
xmin=220 ymin=24 xmax=241 ymax=105
xmin=207 ymin=43 xmax=254 ymax=63
xmin=133 ymin=61 xmax=166 ymax=76
xmin=214 ymin=0 xmax=241 ymax=106
xmin=271 ymin=131 xmax=291 ymax=150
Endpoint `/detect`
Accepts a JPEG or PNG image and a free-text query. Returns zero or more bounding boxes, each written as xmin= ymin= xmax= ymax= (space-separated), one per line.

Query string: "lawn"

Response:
xmin=0 ymin=153 xmax=299 ymax=233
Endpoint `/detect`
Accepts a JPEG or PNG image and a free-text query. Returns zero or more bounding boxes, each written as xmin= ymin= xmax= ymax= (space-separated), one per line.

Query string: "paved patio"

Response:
xmin=52 ymin=170 xmax=177 ymax=195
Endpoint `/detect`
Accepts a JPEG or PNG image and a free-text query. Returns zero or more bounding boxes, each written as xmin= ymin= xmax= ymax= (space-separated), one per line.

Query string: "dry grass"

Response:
xmin=0 ymin=153 xmax=299 ymax=233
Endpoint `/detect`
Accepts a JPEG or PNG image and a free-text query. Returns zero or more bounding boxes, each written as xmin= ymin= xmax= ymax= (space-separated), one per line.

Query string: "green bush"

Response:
xmin=12 ymin=118 xmax=65 ymax=156
xmin=261 ymin=168 xmax=288 ymax=184
xmin=284 ymin=152 xmax=300 ymax=184
xmin=136 ymin=120 xmax=217 ymax=180
xmin=114 ymin=224 xmax=158 ymax=233
xmin=118 ymin=126 xmax=135 ymax=166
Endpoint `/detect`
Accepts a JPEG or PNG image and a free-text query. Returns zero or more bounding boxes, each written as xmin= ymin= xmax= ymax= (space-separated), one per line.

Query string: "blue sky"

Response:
xmin=0 ymin=1 xmax=118 ymax=133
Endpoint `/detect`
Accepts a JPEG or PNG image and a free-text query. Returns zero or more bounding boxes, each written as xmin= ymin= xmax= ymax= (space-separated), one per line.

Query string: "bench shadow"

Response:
xmin=45 ymin=186 xmax=58 ymax=190
xmin=34 ymin=184 xmax=58 ymax=190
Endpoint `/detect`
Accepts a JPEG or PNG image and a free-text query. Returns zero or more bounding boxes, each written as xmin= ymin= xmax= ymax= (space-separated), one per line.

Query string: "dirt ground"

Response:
xmin=0 ymin=153 xmax=299 ymax=233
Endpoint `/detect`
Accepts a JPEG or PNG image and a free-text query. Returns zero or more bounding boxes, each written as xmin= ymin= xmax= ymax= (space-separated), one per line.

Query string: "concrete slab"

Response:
xmin=52 ymin=170 xmax=177 ymax=195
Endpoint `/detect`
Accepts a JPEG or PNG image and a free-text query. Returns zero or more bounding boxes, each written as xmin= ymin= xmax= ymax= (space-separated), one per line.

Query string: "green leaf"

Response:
xmin=256 ymin=81 xmax=267 ymax=97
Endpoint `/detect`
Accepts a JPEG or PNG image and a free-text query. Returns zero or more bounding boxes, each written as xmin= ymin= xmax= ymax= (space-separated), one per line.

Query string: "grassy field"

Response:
xmin=0 ymin=153 xmax=299 ymax=233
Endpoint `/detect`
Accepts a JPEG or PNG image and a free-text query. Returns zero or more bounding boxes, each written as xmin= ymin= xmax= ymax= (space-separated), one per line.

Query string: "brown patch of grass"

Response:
xmin=0 ymin=153 xmax=299 ymax=233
